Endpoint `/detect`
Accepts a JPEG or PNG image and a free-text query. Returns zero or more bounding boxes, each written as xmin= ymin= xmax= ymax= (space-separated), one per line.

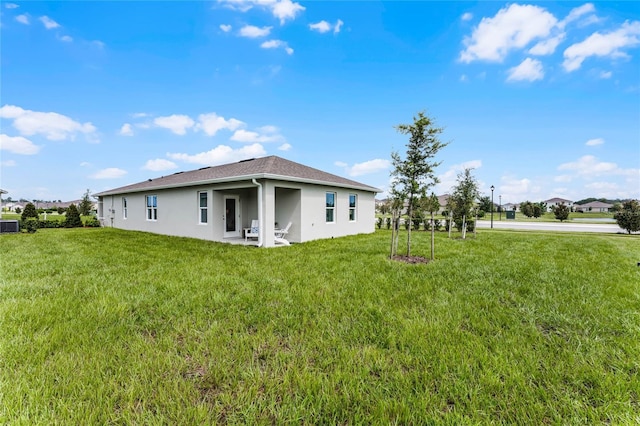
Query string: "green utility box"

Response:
xmin=506 ymin=211 xmax=516 ymax=220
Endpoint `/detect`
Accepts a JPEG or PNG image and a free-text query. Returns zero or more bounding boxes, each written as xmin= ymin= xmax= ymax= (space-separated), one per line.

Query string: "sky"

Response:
xmin=1 ymin=1 xmax=639 ymax=204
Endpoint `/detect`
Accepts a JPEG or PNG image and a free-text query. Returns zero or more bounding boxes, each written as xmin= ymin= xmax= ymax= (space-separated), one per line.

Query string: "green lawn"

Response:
xmin=1 ymin=228 xmax=638 ymax=424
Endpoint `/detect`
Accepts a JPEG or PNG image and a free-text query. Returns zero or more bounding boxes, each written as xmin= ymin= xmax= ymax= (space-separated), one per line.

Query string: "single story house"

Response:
xmin=95 ymin=156 xmax=381 ymax=247
xmin=544 ymin=197 xmax=573 ymax=212
xmin=502 ymin=203 xmax=519 ymax=212
xmin=574 ymin=201 xmax=613 ymax=213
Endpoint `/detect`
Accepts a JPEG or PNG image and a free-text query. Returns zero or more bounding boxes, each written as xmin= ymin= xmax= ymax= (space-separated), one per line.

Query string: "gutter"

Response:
xmin=251 ymin=179 xmax=263 ymax=247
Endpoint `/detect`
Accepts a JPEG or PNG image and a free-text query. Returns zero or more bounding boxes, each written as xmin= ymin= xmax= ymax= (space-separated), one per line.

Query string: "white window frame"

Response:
xmin=349 ymin=193 xmax=357 ymax=222
xmin=198 ymin=191 xmax=208 ymax=224
xmin=146 ymin=195 xmax=157 ymax=221
xmin=122 ymin=197 xmax=128 ymax=219
xmin=326 ymin=192 xmax=336 ymax=223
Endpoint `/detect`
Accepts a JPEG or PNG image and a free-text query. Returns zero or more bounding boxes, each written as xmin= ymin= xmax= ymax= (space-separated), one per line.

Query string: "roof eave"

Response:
xmin=96 ymin=173 xmax=381 ymax=197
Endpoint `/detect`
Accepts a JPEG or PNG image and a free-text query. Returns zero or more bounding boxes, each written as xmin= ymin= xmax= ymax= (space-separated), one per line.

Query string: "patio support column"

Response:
xmin=252 ymin=179 xmax=263 ymax=247
xmin=262 ymin=181 xmax=275 ymax=247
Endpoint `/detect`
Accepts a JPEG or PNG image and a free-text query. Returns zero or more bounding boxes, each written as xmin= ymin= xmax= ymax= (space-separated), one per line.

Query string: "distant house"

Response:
xmin=95 ymin=156 xmax=380 ymax=247
xmin=575 ymin=201 xmax=613 ymax=213
xmin=502 ymin=203 xmax=519 ymax=212
xmin=544 ymin=197 xmax=573 ymax=212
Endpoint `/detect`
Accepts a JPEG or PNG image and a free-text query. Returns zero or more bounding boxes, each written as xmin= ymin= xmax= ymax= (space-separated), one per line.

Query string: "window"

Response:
xmin=198 ymin=191 xmax=208 ymax=224
xmin=326 ymin=192 xmax=336 ymax=223
xmin=122 ymin=197 xmax=128 ymax=219
xmin=146 ymin=195 xmax=157 ymax=221
xmin=349 ymin=194 xmax=357 ymax=221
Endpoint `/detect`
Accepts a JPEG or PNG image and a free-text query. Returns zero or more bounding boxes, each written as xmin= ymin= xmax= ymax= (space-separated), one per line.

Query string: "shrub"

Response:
xmin=403 ymin=220 xmax=410 ymax=230
xmin=15 ymin=207 xmax=22 ymax=214
xmin=434 ymin=219 xmax=441 ymax=231
xmin=412 ymin=218 xmax=422 ymax=231
xmin=21 ymin=203 xmax=39 ymax=221
xmin=38 ymin=220 xmax=61 ymax=229
xmin=84 ymin=217 xmax=101 ymax=228
xmin=64 ymin=204 xmax=83 ymax=228
xmin=57 ymin=207 xmax=66 ymax=215
xmin=614 ymin=200 xmax=640 ymax=234
xmin=385 ymin=217 xmax=391 ymax=230
xmin=477 ymin=210 xmax=485 ymax=218
xmin=423 ymin=220 xmax=430 ymax=231
xmin=467 ymin=220 xmax=475 ymax=232
xmin=377 ymin=217 xmax=383 ymax=229
xmin=24 ymin=218 xmax=38 ymax=233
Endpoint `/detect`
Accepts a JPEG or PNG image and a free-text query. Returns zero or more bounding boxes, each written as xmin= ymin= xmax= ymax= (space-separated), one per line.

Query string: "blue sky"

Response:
xmin=1 ymin=1 xmax=639 ymax=204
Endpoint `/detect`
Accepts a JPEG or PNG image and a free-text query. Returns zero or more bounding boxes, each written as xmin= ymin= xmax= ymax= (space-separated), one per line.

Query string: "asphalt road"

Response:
xmin=475 ymin=220 xmax=627 ymax=234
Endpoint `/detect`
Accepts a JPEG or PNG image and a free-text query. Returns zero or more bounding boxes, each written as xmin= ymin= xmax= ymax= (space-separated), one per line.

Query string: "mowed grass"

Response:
xmin=1 ymin=228 xmax=638 ymax=424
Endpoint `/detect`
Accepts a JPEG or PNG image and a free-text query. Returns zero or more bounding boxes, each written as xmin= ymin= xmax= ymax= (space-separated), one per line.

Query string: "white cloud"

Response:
xmin=239 ymin=25 xmax=272 ymax=38
xmin=563 ymin=21 xmax=640 ymax=72
xmin=559 ymin=3 xmax=596 ymax=29
xmin=153 ymin=114 xmax=195 ymax=135
xmin=554 ymin=175 xmax=572 ymax=183
xmin=0 ymin=134 xmax=41 ymax=155
xmin=271 ymin=0 xmax=305 ymax=25
xmin=558 ymin=155 xmax=619 ymax=177
xmin=498 ymin=175 xmax=542 ymax=203
xmin=336 ymin=159 xmax=390 ymax=177
xmin=461 ymin=12 xmax=473 ymax=22
xmin=142 ymin=159 xmax=178 ymax=171
xmin=506 ymin=58 xmax=544 ymax=82
xmin=59 ymin=35 xmax=73 ymax=42
xmin=230 ymin=128 xmax=283 ymax=143
xmin=278 ymin=143 xmax=292 ymax=151
xmin=217 ymin=0 xmax=304 ymax=24
xmin=309 ymin=19 xmax=343 ymax=34
xmin=436 ymin=160 xmax=483 ymax=194
xmin=80 ymin=161 xmax=91 ymax=167
xmin=39 ymin=16 xmax=60 ymax=29
xmin=529 ymin=34 xmax=565 ymax=55
xmin=167 ymin=143 xmax=266 ymax=166
xmin=15 ymin=14 xmax=29 ymax=24
xmin=90 ymin=168 xmax=127 ymax=179
xmin=309 ymin=20 xmax=331 ymax=33
xmin=119 ymin=123 xmax=134 ymax=136
xmin=197 ymin=113 xmax=244 ymax=136
xmin=132 ymin=112 xmax=150 ymax=118
xmin=0 ymin=105 xmax=97 ymax=142
xmin=5 ymin=3 xmax=19 ymax=9
xmin=220 ymin=24 xmax=232 ymax=32
xmin=347 ymin=159 xmax=391 ymax=177
xmin=1 ymin=160 xmax=17 ymax=167
xmin=585 ymin=138 xmax=604 ymax=146
xmin=260 ymin=39 xmax=293 ymax=54
xmin=599 ymin=70 xmax=612 ymax=79
xmin=460 ymin=4 xmax=557 ymax=63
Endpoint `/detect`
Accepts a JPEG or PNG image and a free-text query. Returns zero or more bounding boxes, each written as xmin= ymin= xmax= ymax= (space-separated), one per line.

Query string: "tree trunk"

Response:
xmin=389 ymin=211 xmax=395 ymax=259
xmin=448 ymin=214 xmax=452 ymax=238
xmin=430 ymin=212 xmax=435 ymax=260
xmin=406 ymin=200 xmax=412 ymax=257
xmin=393 ymin=215 xmax=400 ymax=256
xmin=474 ymin=211 xmax=478 ymax=238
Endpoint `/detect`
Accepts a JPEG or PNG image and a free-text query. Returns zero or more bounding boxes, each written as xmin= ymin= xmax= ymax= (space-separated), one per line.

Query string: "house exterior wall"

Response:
xmin=98 ymin=178 xmax=376 ymax=246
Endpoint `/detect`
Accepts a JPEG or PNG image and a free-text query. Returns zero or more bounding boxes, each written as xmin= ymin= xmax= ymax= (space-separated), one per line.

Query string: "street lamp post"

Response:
xmin=499 ymin=195 xmax=502 ymax=221
xmin=490 ymin=185 xmax=495 ymax=229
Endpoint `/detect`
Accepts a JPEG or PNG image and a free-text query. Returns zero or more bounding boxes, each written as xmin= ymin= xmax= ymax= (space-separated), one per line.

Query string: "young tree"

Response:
xmin=79 ymin=189 xmax=93 ymax=216
xmin=390 ymin=111 xmax=448 ymax=257
xmin=477 ymin=195 xmax=492 ymax=215
xmin=532 ymin=203 xmax=543 ymax=218
xmin=614 ymin=200 xmax=640 ymax=234
xmin=21 ymin=202 xmax=39 ymax=221
xmin=553 ymin=203 xmax=570 ymax=222
xmin=520 ymin=201 xmax=534 ymax=218
xmin=423 ymin=192 xmax=440 ymax=260
xmin=449 ymin=168 xmax=479 ymax=239
xmin=64 ymin=203 xmax=83 ymax=228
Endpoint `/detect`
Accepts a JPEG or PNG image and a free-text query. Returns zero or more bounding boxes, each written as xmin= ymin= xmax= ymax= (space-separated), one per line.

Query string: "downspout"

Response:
xmin=251 ymin=179 xmax=263 ymax=247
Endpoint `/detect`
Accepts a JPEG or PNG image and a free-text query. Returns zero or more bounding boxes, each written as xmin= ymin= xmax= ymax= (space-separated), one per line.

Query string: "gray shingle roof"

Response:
xmin=96 ymin=156 xmax=381 ymax=196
